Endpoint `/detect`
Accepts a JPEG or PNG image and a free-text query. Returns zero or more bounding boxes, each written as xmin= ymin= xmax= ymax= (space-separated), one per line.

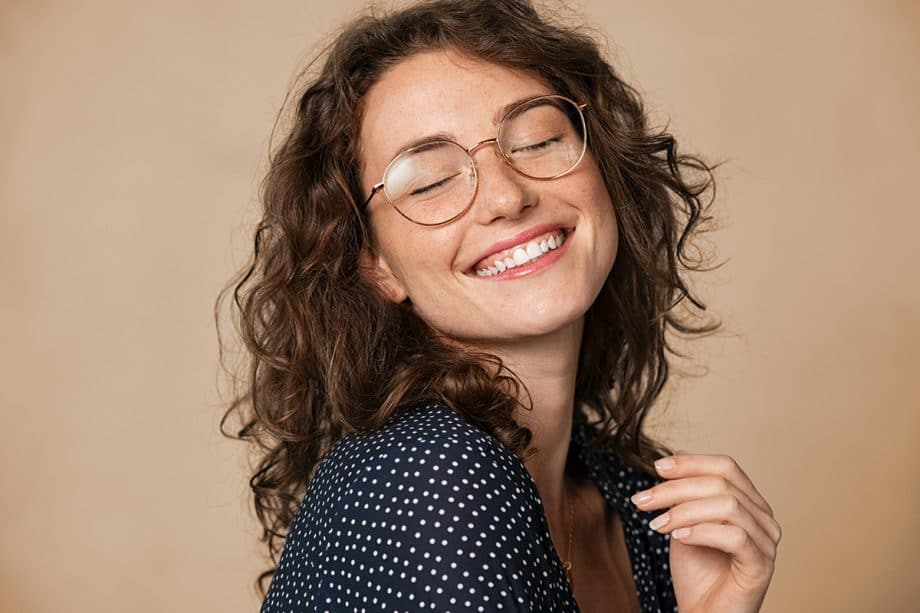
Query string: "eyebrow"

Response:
xmin=383 ymin=92 xmax=552 ymax=163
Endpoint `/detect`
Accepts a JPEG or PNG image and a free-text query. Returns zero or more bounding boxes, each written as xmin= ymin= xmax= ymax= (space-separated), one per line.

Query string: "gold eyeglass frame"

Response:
xmin=360 ymin=94 xmax=589 ymax=227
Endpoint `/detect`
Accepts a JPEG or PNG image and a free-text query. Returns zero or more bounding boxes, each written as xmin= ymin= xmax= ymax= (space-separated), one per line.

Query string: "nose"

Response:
xmin=467 ymin=139 xmax=535 ymax=224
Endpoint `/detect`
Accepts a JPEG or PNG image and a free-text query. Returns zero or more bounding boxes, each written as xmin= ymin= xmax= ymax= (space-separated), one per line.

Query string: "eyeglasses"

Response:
xmin=361 ymin=94 xmax=588 ymax=226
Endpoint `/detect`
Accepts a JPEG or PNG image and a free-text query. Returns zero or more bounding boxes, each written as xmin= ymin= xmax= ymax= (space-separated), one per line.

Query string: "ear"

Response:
xmin=359 ymin=246 xmax=409 ymax=304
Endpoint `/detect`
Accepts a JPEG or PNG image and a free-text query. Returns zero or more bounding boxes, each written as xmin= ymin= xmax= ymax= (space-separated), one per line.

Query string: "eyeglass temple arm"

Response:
xmin=362 ymin=182 xmax=385 ymax=210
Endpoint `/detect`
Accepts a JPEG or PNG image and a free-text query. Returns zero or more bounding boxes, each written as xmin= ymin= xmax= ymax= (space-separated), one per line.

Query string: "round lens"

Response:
xmin=383 ymin=140 xmax=477 ymax=225
xmin=498 ymin=96 xmax=586 ymax=179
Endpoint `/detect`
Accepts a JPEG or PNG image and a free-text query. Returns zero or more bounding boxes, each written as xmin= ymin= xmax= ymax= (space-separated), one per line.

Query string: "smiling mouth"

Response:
xmin=469 ymin=228 xmax=570 ymax=277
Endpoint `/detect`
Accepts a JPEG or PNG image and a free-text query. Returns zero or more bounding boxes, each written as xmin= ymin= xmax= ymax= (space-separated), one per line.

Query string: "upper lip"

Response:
xmin=466 ymin=222 xmax=571 ymax=272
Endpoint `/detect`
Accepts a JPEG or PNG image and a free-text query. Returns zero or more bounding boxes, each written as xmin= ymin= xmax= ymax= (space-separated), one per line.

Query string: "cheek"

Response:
xmin=601 ymin=203 xmax=619 ymax=272
xmin=583 ymin=180 xmax=619 ymax=281
xmin=383 ymin=227 xmax=459 ymax=294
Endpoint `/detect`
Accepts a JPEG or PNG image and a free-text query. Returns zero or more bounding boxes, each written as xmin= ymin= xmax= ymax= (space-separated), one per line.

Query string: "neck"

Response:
xmin=470 ymin=316 xmax=585 ymax=534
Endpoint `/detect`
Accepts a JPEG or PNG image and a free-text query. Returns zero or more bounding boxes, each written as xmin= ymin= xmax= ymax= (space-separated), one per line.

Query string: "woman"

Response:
xmin=217 ymin=0 xmax=782 ymax=611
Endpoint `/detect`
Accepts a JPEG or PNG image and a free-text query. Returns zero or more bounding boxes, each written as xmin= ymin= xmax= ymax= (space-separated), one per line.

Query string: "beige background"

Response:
xmin=2 ymin=1 xmax=918 ymax=611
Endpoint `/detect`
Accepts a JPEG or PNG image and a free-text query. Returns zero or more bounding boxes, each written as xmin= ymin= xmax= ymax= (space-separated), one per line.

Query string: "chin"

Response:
xmin=418 ymin=288 xmax=594 ymax=343
xmin=468 ymin=306 xmax=588 ymax=343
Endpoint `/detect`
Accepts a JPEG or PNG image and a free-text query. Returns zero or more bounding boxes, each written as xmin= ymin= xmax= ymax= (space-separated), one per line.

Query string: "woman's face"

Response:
xmin=359 ymin=49 xmax=618 ymax=344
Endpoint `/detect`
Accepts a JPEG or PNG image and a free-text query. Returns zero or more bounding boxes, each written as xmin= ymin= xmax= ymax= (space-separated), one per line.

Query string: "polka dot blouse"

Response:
xmin=261 ymin=401 xmax=678 ymax=612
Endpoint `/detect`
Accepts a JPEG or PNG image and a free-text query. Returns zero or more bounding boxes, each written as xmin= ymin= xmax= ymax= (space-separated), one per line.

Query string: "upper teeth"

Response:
xmin=475 ymin=230 xmax=566 ymax=276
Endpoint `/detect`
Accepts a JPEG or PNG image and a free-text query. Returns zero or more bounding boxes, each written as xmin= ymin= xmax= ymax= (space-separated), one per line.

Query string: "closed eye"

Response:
xmin=512 ymin=136 xmax=562 ymax=154
xmin=409 ymin=172 xmax=461 ymax=196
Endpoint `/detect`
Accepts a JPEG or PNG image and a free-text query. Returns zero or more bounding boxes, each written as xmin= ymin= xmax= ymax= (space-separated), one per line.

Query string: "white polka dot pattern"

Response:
xmin=261 ymin=401 xmax=677 ymax=612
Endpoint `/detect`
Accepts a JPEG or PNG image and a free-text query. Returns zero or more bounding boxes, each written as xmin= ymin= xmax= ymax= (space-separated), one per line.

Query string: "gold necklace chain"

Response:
xmin=562 ymin=479 xmax=575 ymax=589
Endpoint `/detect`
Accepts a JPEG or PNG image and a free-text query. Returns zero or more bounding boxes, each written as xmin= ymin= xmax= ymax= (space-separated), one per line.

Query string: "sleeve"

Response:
xmin=309 ymin=429 xmax=577 ymax=612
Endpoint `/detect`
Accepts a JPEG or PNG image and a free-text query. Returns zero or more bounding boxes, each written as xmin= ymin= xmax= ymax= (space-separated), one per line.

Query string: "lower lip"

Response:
xmin=470 ymin=229 xmax=574 ymax=281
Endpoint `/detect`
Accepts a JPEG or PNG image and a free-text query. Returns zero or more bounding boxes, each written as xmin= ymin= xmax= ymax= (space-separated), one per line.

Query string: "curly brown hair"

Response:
xmin=216 ymin=0 xmax=723 ymax=595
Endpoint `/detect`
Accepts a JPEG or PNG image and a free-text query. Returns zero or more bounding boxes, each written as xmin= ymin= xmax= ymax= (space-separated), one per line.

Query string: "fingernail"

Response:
xmin=648 ymin=513 xmax=670 ymax=530
xmin=630 ymin=490 xmax=653 ymax=505
xmin=654 ymin=457 xmax=676 ymax=472
xmin=671 ymin=527 xmax=690 ymax=539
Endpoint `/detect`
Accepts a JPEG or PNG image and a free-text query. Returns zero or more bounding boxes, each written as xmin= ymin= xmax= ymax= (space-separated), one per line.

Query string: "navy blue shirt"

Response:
xmin=261 ymin=401 xmax=677 ymax=612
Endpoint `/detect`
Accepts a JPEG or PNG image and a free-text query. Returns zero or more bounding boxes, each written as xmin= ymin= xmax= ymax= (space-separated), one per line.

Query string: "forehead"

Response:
xmin=359 ymin=50 xmax=553 ymax=171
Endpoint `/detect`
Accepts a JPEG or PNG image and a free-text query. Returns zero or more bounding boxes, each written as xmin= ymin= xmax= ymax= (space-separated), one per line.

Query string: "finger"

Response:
xmin=669 ymin=522 xmax=774 ymax=586
xmin=647 ymin=495 xmax=777 ymax=561
xmin=631 ymin=475 xmax=782 ymax=545
xmin=654 ymin=454 xmax=775 ymax=517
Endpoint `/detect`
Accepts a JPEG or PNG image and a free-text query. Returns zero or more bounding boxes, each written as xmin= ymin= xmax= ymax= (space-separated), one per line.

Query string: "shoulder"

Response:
xmin=300 ymin=401 xmax=538 ymax=516
xmin=321 ymin=400 xmax=529 ymax=487
xmin=311 ymin=400 xmax=544 ymax=544
xmin=262 ymin=401 xmax=577 ymax=612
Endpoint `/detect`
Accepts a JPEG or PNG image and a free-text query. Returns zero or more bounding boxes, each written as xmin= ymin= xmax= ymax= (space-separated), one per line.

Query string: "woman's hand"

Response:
xmin=630 ymin=454 xmax=782 ymax=613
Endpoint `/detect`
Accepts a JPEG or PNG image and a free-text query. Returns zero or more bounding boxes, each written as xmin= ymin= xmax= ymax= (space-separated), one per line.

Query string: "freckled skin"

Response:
xmin=359 ymin=49 xmax=618 ymax=347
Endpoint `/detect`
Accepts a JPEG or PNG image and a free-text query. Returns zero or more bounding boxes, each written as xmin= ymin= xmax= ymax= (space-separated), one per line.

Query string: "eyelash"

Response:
xmin=512 ymin=136 xmax=561 ymax=153
xmin=410 ymin=172 xmax=461 ymax=196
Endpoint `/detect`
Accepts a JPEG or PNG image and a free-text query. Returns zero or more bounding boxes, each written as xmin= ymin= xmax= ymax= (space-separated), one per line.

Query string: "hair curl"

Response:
xmin=216 ymin=0 xmax=724 ymax=595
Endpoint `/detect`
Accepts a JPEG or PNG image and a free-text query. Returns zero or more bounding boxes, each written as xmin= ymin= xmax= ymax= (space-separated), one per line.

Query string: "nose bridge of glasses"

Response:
xmin=466 ymin=137 xmax=500 ymax=157
xmin=466 ymin=137 xmax=517 ymax=178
